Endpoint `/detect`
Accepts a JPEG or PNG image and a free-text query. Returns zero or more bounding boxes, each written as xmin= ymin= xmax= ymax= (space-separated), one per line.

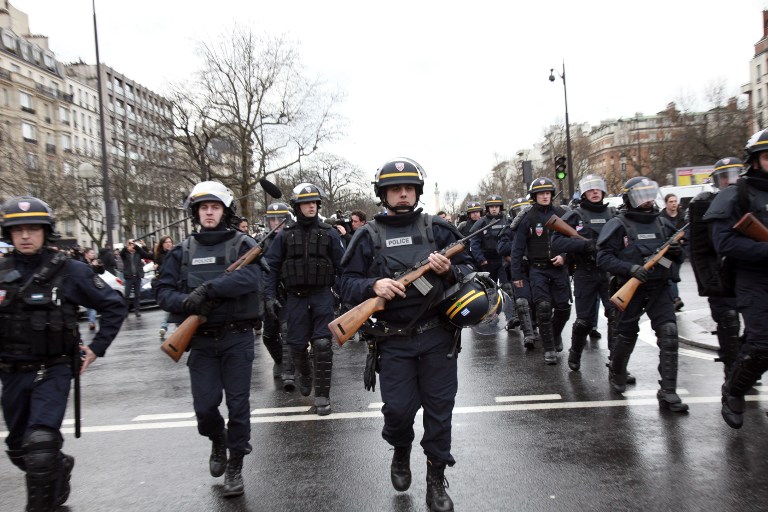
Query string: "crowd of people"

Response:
xmin=1 ymin=127 xmax=768 ymax=510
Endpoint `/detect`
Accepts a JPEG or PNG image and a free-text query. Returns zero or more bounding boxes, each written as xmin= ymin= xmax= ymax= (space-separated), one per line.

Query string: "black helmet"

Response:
xmin=528 ymin=177 xmax=557 ymax=198
xmin=744 ymin=128 xmax=768 ymax=169
xmin=373 ymin=158 xmax=426 ymax=198
xmin=621 ymin=176 xmax=659 ymax=209
xmin=484 ymin=195 xmax=505 ymax=212
xmin=465 ymin=201 xmax=483 ymax=214
xmin=266 ymin=201 xmax=292 ymax=219
xmin=291 ymin=183 xmax=324 ymax=208
xmin=509 ymin=197 xmax=530 ymax=215
xmin=711 ymin=157 xmax=743 ymax=190
xmin=439 ymin=272 xmax=501 ymax=328
xmin=1 ymin=196 xmax=56 ymax=239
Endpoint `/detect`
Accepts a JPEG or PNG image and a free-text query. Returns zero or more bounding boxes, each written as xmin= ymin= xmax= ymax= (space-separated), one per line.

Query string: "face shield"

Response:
xmin=626 ymin=180 xmax=659 ymax=208
xmin=711 ymin=169 xmax=740 ymax=190
xmin=470 ymin=288 xmax=514 ymax=336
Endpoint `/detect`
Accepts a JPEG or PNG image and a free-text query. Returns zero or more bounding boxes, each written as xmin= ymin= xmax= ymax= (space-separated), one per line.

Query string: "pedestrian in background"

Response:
xmin=120 ymin=238 xmax=151 ymax=317
xmin=82 ymin=247 xmax=105 ymax=331
xmin=153 ymin=235 xmax=174 ymax=340
xmin=659 ymin=193 xmax=686 ymax=311
xmin=0 ymin=196 xmax=125 ymax=511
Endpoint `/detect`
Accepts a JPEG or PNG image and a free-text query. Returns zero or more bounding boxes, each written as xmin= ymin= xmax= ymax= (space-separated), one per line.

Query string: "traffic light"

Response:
xmin=554 ymin=155 xmax=567 ymax=181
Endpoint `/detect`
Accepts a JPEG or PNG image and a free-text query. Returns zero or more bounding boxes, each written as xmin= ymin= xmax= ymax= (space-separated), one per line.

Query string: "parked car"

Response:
xmin=656 ymin=184 xmax=714 ymax=213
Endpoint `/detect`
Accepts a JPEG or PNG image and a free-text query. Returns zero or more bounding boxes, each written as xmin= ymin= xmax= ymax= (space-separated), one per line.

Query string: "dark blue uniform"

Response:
xmin=497 ymin=214 xmax=537 ymax=346
xmin=154 ymin=229 xmax=262 ymax=455
xmin=0 ymin=249 xmax=126 ymax=509
xmin=340 ymin=211 xmax=472 ymax=466
xmin=469 ymin=214 xmax=509 ymax=288
xmin=552 ymin=201 xmax=616 ymax=370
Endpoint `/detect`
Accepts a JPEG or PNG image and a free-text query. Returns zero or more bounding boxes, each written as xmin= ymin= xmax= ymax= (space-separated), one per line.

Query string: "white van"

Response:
xmin=655 ymin=184 xmax=715 ymax=212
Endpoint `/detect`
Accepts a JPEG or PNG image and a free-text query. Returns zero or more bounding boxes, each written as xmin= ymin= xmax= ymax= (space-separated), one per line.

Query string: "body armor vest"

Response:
xmin=526 ymin=206 xmax=562 ymax=264
xmin=572 ymin=205 xmax=613 ymax=269
xmin=0 ymin=253 xmax=78 ymax=357
xmin=689 ymin=191 xmax=733 ymax=297
xmin=615 ymin=214 xmax=670 ymax=281
xmin=171 ymin=231 xmax=261 ymax=326
xmin=479 ymin=215 xmax=504 ymax=258
xmin=280 ymin=222 xmax=335 ymax=290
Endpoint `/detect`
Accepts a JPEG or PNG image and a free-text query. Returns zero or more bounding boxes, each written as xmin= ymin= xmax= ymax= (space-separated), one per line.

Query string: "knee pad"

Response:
xmin=572 ymin=318 xmax=592 ymax=336
xmin=535 ymin=302 xmax=552 ymax=322
xmin=22 ymin=428 xmax=61 ymax=474
xmin=311 ymin=337 xmax=333 ymax=353
xmin=718 ymin=310 xmax=740 ymax=331
xmin=515 ymin=298 xmax=530 ymax=314
xmin=657 ymin=322 xmax=678 ymax=338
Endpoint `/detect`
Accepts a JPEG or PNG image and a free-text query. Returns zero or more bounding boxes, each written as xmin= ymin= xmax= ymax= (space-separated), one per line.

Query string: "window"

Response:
xmin=61 ymin=134 xmax=71 ymax=152
xmin=26 ymin=152 xmax=38 ymax=169
xmin=21 ymin=121 xmax=36 ymax=142
xmin=19 ymin=90 xmax=33 ymax=112
xmin=59 ymin=106 xmax=70 ymax=125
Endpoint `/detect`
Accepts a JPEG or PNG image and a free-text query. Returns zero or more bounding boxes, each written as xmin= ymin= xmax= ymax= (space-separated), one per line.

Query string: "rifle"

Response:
xmin=610 ymin=223 xmax=688 ymax=312
xmin=160 ymin=219 xmax=286 ymax=362
xmin=544 ymin=214 xmax=587 ymax=240
xmin=328 ymin=218 xmax=500 ymax=347
xmin=733 ymin=212 xmax=768 ymax=242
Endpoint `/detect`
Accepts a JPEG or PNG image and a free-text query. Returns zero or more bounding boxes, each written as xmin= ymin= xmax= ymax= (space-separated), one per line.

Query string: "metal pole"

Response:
xmin=92 ymin=0 xmax=114 ymax=248
xmin=561 ymin=61 xmax=575 ymax=203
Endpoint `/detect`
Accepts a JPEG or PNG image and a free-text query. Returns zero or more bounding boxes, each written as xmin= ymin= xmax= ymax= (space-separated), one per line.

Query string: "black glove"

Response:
xmin=629 ymin=264 xmax=649 ymax=283
xmin=666 ymin=240 xmax=682 ymax=258
xmin=183 ymin=283 xmax=211 ymax=316
xmin=265 ymin=298 xmax=282 ymax=320
xmin=584 ymin=239 xmax=598 ymax=256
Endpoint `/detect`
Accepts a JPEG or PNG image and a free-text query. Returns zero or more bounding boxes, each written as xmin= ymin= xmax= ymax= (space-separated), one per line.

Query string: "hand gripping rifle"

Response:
xmin=610 ymin=223 xmax=688 ymax=312
xmin=328 ymin=218 xmax=501 ymax=347
xmin=160 ymin=219 xmax=286 ymax=362
xmin=733 ymin=212 xmax=768 ymax=242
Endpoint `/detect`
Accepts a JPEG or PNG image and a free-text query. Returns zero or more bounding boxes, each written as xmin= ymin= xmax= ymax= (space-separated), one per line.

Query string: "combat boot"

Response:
xmin=56 ymin=453 xmax=75 ymax=507
xmin=552 ymin=307 xmax=571 ymax=352
xmin=390 ymin=445 xmax=411 ymax=492
xmin=209 ymin=430 xmax=227 ymax=477
xmin=426 ymin=459 xmax=454 ymax=512
xmin=656 ymin=324 xmax=688 ymax=412
xmin=23 ymin=429 xmax=61 ymax=512
xmin=721 ymin=351 xmax=768 ymax=429
xmin=715 ymin=310 xmax=741 ymax=379
xmin=261 ymin=333 xmax=283 ymax=379
xmin=503 ymin=286 xmax=520 ymax=330
xmin=609 ymin=334 xmax=637 ymax=393
xmin=536 ymin=302 xmax=557 ymax=364
xmin=568 ymin=319 xmax=591 ymax=371
xmin=282 ymin=343 xmax=296 ymax=391
xmin=312 ymin=338 xmax=333 ymax=416
xmin=292 ymin=349 xmax=313 ymax=397
xmin=516 ymin=299 xmax=536 ymax=349
xmin=222 ymin=452 xmax=244 ymax=498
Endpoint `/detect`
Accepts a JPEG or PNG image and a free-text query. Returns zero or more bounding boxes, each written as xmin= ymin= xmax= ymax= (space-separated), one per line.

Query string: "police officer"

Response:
xmin=688 ymin=158 xmax=742 ymax=380
xmin=552 ymin=174 xmax=617 ymax=372
xmin=705 ymin=130 xmax=768 ymax=429
xmin=340 ymin=157 xmax=473 ymax=512
xmin=263 ymin=183 xmax=345 ymax=416
xmin=0 ymin=196 xmax=126 ymax=511
xmin=597 ymin=177 xmax=688 ymax=412
xmin=510 ymin=178 xmax=571 ymax=364
xmin=456 ymin=201 xmax=482 ymax=237
xmin=260 ymin=202 xmax=296 ymax=391
xmin=469 ymin=195 xmax=508 ymax=287
xmin=154 ymin=181 xmax=263 ymax=497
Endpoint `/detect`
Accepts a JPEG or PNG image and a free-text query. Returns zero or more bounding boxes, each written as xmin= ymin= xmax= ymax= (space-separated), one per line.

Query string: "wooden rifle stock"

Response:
xmin=544 ymin=214 xmax=587 ymax=240
xmin=610 ymin=226 xmax=687 ymax=312
xmin=328 ymin=242 xmax=468 ymax=346
xmin=226 ymin=245 xmax=263 ymax=272
xmin=733 ymin=212 xmax=768 ymax=242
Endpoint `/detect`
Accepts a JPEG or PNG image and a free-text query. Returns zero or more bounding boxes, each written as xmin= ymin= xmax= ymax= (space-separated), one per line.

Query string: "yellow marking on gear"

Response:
xmin=3 ymin=212 xmax=51 ymax=219
xmin=379 ymin=172 xmax=420 ymax=179
xmin=297 ymin=193 xmax=320 ymax=199
xmin=447 ymin=290 xmax=484 ymax=319
xmin=712 ymin=164 xmax=743 ymax=171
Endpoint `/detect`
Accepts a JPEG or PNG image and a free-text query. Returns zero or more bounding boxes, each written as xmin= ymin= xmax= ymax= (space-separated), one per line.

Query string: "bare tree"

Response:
xmin=290 ymin=153 xmax=368 ymax=214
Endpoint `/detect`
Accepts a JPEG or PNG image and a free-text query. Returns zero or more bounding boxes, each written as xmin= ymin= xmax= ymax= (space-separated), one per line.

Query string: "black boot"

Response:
xmin=716 ymin=310 xmax=741 ymax=379
xmin=281 ymin=342 xmax=296 ymax=391
xmin=552 ymin=307 xmax=571 ymax=352
xmin=536 ymin=302 xmax=557 ymax=364
xmin=609 ymin=334 xmax=637 ymax=393
xmin=23 ymin=429 xmax=61 ymax=512
xmin=292 ymin=349 xmax=313 ymax=397
xmin=721 ymin=351 xmax=768 ymax=429
xmin=503 ymin=285 xmax=520 ymax=330
xmin=390 ymin=445 xmax=412 ymax=492
xmin=426 ymin=459 xmax=454 ymax=512
xmin=222 ymin=452 xmax=245 ymax=498
xmin=516 ymin=299 xmax=536 ymax=349
xmin=568 ymin=319 xmax=591 ymax=371
xmin=209 ymin=430 xmax=227 ymax=477
xmin=312 ymin=338 xmax=333 ymax=416
xmin=56 ymin=453 xmax=75 ymax=507
xmin=656 ymin=324 xmax=688 ymax=413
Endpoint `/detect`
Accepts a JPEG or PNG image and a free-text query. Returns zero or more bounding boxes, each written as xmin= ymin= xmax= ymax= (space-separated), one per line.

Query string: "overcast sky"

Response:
xmin=12 ymin=0 xmax=767 ymax=210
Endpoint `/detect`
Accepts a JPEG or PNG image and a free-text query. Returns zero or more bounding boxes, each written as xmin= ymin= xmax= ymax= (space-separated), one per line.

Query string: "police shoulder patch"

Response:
xmin=93 ymin=275 xmax=106 ymax=289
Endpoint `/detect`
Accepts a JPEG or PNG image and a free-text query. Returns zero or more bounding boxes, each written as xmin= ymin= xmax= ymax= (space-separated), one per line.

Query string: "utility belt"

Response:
xmin=529 ymin=260 xmax=554 ymax=269
xmin=287 ymin=287 xmax=322 ymax=298
xmin=194 ymin=321 xmax=255 ymax=338
xmin=0 ymin=355 xmax=71 ymax=374
xmin=362 ymin=316 xmax=445 ymax=338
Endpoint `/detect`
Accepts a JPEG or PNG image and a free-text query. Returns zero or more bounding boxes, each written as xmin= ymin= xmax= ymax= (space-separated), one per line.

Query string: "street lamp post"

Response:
xmin=549 ymin=61 xmax=575 ymax=202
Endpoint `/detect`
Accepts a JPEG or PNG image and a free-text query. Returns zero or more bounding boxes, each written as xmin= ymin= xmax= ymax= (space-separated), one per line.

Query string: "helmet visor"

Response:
xmin=579 ymin=175 xmax=607 ymax=195
xmin=712 ymin=168 xmax=740 ymax=189
xmin=627 ymin=181 xmax=659 ymax=208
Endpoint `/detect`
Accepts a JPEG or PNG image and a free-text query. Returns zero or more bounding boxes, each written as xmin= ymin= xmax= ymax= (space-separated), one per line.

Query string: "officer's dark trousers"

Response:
xmin=284 ymin=289 xmax=335 ymax=350
xmin=573 ymin=270 xmax=612 ymax=324
xmin=377 ymin=325 xmax=458 ymax=466
xmin=187 ymin=330 xmax=254 ymax=454
xmin=615 ymin=282 xmax=676 ymax=338
xmin=529 ymin=266 xmax=571 ymax=309
xmin=735 ymin=270 xmax=768 ymax=352
xmin=1 ymin=363 xmax=70 ymax=452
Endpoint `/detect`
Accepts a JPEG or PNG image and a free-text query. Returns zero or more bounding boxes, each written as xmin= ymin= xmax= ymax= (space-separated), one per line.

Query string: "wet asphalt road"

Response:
xmin=2 ymin=264 xmax=768 ymax=511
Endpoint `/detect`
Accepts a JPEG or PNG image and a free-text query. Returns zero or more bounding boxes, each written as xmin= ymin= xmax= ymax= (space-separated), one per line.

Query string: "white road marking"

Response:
xmin=3 ymin=394 xmax=765 ymax=439
xmin=133 ymin=413 xmax=195 ymax=421
xmin=638 ymin=318 xmax=715 ymax=360
xmin=495 ymin=394 xmax=562 ymax=403
xmin=621 ymin=389 xmax=689 ymax=397
xmin=251 ymin=406 xmax=312 ymax=415
xmin=754 ymin=386 xmax=768 ymax=392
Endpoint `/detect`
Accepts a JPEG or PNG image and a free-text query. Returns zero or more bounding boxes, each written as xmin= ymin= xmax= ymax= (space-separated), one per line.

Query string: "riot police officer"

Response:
xmin=597 ymin=177 xmax=688 ymax=412
xmin=469 ymin=195 xmax=509 ymax=287
xmin=705 ymin=130 xmax=768 ymax=429
xmin=510 ymin=178 xmax=571 ymax=364
xmin=457 ymin=201 xmax=482 ymax=237
xmin=688 ymin=158 xmax=742 ymax=380
xmin=260 ymin=202 xmax=296 ymax=391
xmin=551 ymin=174 xmax=617 ymax=372
xmin=154 ymin=181 xmax=263 ymax=497
xmin=340 ymin=157 xmax=474 ymax=512
xmin=263 ymin=183 xmax=345 ymax=416
xmin=0 ymin=196 xmax=126 ymax=511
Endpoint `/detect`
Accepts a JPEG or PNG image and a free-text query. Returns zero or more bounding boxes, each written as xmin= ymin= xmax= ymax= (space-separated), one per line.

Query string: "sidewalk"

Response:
xmin=676 ymin=308 xmax=719 ymax=351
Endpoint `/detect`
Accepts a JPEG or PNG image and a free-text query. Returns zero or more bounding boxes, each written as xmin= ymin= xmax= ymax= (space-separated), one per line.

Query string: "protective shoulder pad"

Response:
xmin=562 ymin=209 xmax=580 ymax=225
xmin=432 ymin=214 xmax=463 ymax=240
xmin=597 ymin=216 xmax=625 ymax=243
xmin=340 ymin=222 xmax=375 ymax=267
xmin=510 ymin=206 xmax=531 ymax=230
xmin=702 ymin=185 xmax=738 ymax=221
xmin=317 ymin=221 xmax=333 ymax=230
